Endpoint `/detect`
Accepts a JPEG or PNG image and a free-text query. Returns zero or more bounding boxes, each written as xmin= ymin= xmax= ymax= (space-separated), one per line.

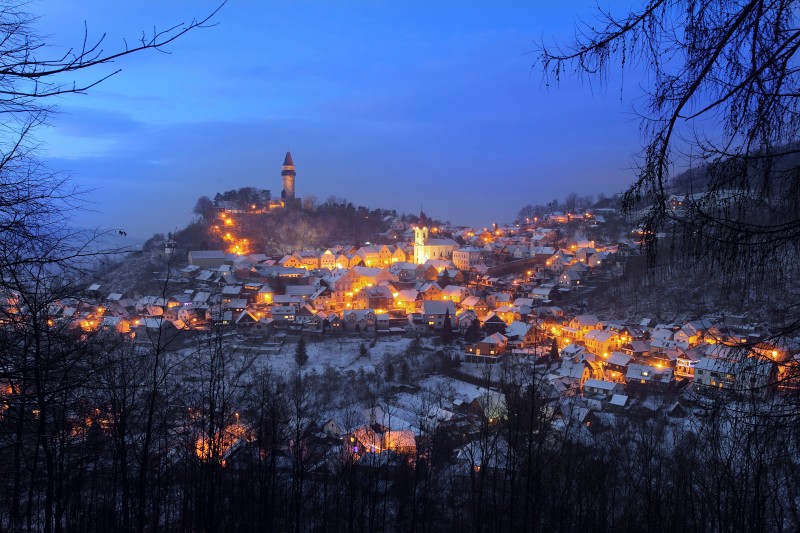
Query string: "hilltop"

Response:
xmin=174 ymin=192 xmax=445 ymax=256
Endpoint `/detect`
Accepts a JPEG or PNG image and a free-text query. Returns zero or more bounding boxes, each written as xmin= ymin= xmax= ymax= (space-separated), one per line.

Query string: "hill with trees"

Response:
xmin=183 ymin=190 xmax=444 ymax=255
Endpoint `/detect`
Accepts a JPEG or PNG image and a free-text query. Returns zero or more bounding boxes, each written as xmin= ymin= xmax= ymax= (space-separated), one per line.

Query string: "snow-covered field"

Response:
xmin=249 ymin=335 xmax=414 ymax=376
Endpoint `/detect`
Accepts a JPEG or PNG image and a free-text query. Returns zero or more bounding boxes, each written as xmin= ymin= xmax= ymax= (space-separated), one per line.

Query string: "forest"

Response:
xmin=1 ymin=312 xmax=799 ymax=533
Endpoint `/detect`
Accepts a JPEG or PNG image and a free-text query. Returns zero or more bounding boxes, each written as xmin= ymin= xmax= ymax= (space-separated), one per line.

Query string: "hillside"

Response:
xmin=180 ymin=194 xmax=444 ymax=255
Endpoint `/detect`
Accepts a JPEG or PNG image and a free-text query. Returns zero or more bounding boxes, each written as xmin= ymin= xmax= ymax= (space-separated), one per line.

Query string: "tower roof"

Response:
xmin=281 ymin=151 xmax=296 ymax=177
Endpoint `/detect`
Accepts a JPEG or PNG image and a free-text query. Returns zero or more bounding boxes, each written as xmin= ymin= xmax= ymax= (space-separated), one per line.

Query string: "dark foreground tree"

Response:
xmin=539 ymin=1 xmax=800 ymax=345
xmin=0 ymin=4 xmax=223 ymax=532
xmin=0 ymin=2 xmax=224 ymax=272
xmin=538 ymin=12 xmax=800 ymax=531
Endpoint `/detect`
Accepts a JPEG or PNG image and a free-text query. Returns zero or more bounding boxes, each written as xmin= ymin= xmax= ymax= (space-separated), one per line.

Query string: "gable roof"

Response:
xmin=421 ymin=300 xmax=455 ymax=316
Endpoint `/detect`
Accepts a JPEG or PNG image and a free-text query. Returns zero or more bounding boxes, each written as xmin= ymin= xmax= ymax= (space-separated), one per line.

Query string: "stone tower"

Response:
xmin=281 ymin=151 xmax=296 ymax=200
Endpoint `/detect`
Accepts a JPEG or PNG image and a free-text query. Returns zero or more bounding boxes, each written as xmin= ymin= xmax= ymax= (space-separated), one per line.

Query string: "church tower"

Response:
xmin=413 ymin=226 xmax=429 ymax=264
xmin=280 ymin=151 xmax=296 ymax=200
xmin=414 ymin=226 xmax=429 ymax=246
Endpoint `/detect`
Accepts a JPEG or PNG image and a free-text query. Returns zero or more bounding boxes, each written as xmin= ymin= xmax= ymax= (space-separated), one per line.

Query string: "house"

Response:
xmin=416 ymin=282 xmax=443 ymax=301
xmin=574 ymin=247 xmax=596 ymax=264
xmin=505 ymin=321 xmax=536 ymax=348
xmin=335 ymin=253 xmax=350 ymax=269
xmin=352 ymin=266 xmax=396 ymax=290
xmin=608 ymin=394 xmax=629 ymax=413
xmin=316 ymin=311 xmax=342 ymax=333
xmin=451 ymin=246 xmax=485 ymax=271
xmin=455 ymin=437 xmax=512 ymax=475
xmin=625 ymin=363 xmax=674 ymax=393
xmin=391 ymin=246 xmax=407 ymax=264
xmin=416 ymin=264 xmax=439 ymax=281
xmin=583 ymin=329 xmax=619 ymax=357
xmin=456 ymin=309 xmax=479 ymax=333
xmin=560 ymin=343 xmax=588 ymax=361
xmin=558 ymin=270 xmax=583 ymax=288
xmin=493 ymin=305 xmax=516 ymax=325
xmin=223 ymin=298 xmax=248 ymax=313
xmin=347 ymin=425 xmax=416 ymax=458
xmin=188 ymin=250 xmax=228 ymax=269
xmin=605 ymin=351 xmax=633 ymax=382
xmin=440 ymin=285 xmax=468 ymax=303
xmin=320 ymin=249 xmax=337 ymax=270
xmin=100 ymin=316 xmax=131 ymax=334
xmin=309 ymin=287 xmax=331 ymax=311
xmin=355 ymin=246 xmax=382 ymax=267
xmin=553 ymin=403 xmax=599 ymax=434
xmin=465 ymin=333 xmax=508 ymax=363
xmin=389 ymin=262 xmax=418 ymax=282
xmin=530 ymin=286 xmax=555 ymax=301
xmin=556 ymin=359 xmax=592 ymax=394
xmin=620 ymin=340 xmax=650 ymax=358
xmin=676 ymin=349 xmax=702 ymax=378
xmin=421 ymin=300 xmax=456 ymax=331
xmin=650 ymin=337 xmax=689 ymax=353
xmin=294 ymin=304 xmax=317 ymax=325
xmin=587 ymin=251 xmax=610 ymax=267
xmin=460 ymin=296 xmax=489 ymax=315
xmin=569 ymin=315 xmax=600 ymax=338
xmin=694 ymin=354 xmax=776 ymax=395
xmin=375 ymin=312 xmax=390 ymax=331
xmin=278 ymin=253 xmax=304 ymax=269
xmin=356 ymin=285 xmax=394 ymax=311
xmin=343 ymin=309 xmax=376 ymax=333
xmin=437 ymin=269 xmax=465 ymax=287
xmin=545 ymin=251 xmax=572 ymax=268
xmin=583 ymin=378 xmax=624 ymax=398
xmin=296 ymin=250 xmax=321 ymax=270
xmin=486 ymin=292 xmax=511 ymax=309
xmin=481 ymin=313 xmax=507 ymax=335
xmin=394 ymin=289 xmax=421 ymax=312
xmin=234 ymin=310 xmax=259 ymax=328
xmin=270 ymin=305 xmax=296 ymax=324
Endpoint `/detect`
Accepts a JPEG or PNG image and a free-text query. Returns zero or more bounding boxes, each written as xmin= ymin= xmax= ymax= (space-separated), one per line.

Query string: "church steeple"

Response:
xmin=281 ymin=151 xmax=296 ymax=200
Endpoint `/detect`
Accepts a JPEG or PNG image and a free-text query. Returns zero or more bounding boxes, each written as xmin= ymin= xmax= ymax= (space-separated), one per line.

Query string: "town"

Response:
xmin=4 ymin=154 xmax=798 ymax=531
xmin=4 ymin=0 xmax=799 ymax=530
xmin=31 ymin=154 xmax=792 ymax=468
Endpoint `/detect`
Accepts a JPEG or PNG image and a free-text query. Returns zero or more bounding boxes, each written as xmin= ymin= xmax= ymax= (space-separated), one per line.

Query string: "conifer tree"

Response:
xmin=441 ymin=308 xmax=454 ymax=344
xmin=295 ymin=336 xmax=308 ymax=367
xmin=385 ymin=359 xmax=395 ymax=383
xmin=400 ymin=360 xmax=411 ymax=382
xmin=465 ymin=320 xmax=482 ymax=343
xmin=549 ymin=337 xmax=559 ymax=361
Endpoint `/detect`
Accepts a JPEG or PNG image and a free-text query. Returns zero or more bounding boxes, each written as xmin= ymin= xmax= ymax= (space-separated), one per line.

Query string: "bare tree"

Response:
xmin=0 ymin=3 xmax=224 ymax=531
xmin=539 ymin=1 xmax=800 ymax=343
xmin=0 ymin=2 xmax=225 ymax=272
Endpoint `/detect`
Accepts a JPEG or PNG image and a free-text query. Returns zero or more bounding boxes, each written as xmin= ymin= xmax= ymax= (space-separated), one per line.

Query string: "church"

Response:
xmin=413 ymin=227 xmax=458 ymax=264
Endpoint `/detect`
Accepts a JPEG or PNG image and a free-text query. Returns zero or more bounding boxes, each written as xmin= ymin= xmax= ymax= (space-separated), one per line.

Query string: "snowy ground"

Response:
xmin=249 ymin=335 xmax=415 ymax=376
xmin=166 ymin=333 xmax=505 ymax=434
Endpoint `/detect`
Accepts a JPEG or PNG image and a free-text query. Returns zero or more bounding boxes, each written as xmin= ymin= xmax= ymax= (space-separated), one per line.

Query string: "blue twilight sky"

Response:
xmin=33 ymin=0 xmax=645 ymax=239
